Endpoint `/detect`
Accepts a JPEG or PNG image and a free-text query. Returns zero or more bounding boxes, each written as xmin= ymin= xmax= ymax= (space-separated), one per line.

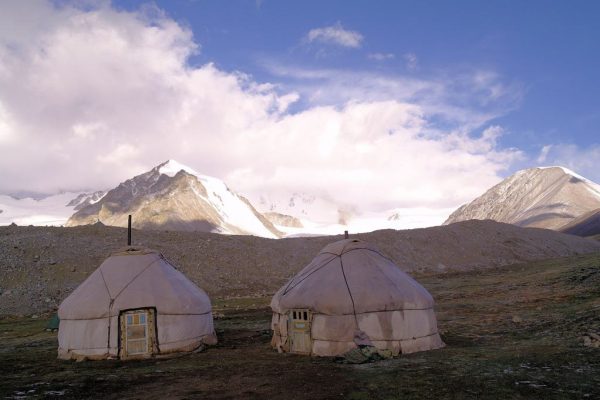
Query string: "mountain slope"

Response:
xmin=444 ymin=166 xmax=600 ymax=230
xmin=66 ymin=160 xmax=281 ymax=238
xmin=560 ymin=208 xmax=600 ymax=237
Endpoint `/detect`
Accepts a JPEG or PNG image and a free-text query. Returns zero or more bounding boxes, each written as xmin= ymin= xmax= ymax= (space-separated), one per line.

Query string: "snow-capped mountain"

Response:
xmin=66 ymin=191 xmax=106 ymax=211
xmin=253 ymin=190 xmax=454 ymax=236
xmin=444 ymin=166 xmax=600 ymax=230
xmin=256 ymin=192 xmax=344 ymax=225
xmin=66 ymin=160 xmax=281 ymax=238
xmin=262 ymin=212 xmax=304 ymax=228
xmin=0 ymin=191 xmax=105 ymax=226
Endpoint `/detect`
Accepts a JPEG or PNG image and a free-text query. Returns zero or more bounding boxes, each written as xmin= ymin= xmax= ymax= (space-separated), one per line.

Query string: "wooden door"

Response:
xmin=289 ymin=309 xmax=312 ymax=355
xmin=119 ymin=308 xmax=156 ymax=358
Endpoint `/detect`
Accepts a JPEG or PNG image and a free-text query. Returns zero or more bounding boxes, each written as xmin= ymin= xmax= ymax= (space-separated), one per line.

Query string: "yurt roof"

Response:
xmin=271 ymin=239 xmax=435 ymax=316
xmin=58 ymin=247 xmax=211 ymax=320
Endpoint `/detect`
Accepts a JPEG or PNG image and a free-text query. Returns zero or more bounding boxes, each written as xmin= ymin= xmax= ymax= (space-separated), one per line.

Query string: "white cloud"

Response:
xmin=0 ymin=1 xmax=524 ymax=226
xmin=535 ymin=143 xmax=600 ymax=183
xmin=537 ymin=144 xmax=552 ymax=163
xmin=305 ymin=22 xmax=363 ymax=48
xmin=404 ymin=52 xmax=418 ymax=71
xmin=368 ymin=52 xmax=394 ymax=61
xmin=0 ymin=102 xmax=15 ymax=143
xmin=263 ymin=62 xmax=523 ymax=134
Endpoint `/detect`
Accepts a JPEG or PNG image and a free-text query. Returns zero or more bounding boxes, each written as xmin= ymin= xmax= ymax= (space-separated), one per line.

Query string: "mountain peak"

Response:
xmin=67 ymin=160 xmax=281 ymax=238
xmin=536 ymin=166 xmax=595 ymax=183
xmin=444 ymin=165 xmax=600 ymax=230
xmin=157 ymin=160 xmax=199 ymax=178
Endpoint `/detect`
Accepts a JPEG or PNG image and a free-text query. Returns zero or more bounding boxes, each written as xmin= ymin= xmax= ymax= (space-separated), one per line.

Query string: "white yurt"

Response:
xmin=270 ymin=239 xmax=444 ymax=357
xmin=58 ymin=247 xmax=216 ymax=360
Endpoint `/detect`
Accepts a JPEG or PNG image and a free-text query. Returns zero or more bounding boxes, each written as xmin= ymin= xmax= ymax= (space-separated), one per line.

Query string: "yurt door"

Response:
xmin=119 ymin=308 xmax=157 ymax=358
xmin=288 ymin=309 xmax=312 ymax=354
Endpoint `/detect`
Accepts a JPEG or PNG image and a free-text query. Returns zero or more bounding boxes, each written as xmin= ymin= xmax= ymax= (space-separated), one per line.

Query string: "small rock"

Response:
xmin=44 ymin=298 xmax=51 ymax=303
xmin=31 ymin=314 xmax=39 ymax=319
xmin=583 ymin=336 xmax=592 ymax=346
xmin=589 ymin=332 xmax=600 ymax=341
xmin=48 ymin=260 xmax=57 ymax=265
xmin=512 ymin=315 xmax=523 ymax=323
xmin=71 ymin=267 xmax=77 ymax=272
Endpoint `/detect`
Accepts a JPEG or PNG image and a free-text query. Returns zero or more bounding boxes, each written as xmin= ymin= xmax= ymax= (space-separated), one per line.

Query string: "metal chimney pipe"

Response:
xmin=127 ymin=215 xmax=132 ymax=246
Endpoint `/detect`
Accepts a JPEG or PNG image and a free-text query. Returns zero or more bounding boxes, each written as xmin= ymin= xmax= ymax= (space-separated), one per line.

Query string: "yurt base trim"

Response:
xmin=273 ymin=333 xmax=445 ymax=357
xmin=271 ymin=310 xmax=445 ymax=357
xmin=59 ymin=304 xmax=217 ymax=361
xmin=57 ymin=334 xmax=216 ymax=361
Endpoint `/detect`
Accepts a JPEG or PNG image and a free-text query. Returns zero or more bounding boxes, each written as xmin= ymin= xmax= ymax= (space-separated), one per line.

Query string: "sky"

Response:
xmin=0 ymin=0 xmax=599 ymax=225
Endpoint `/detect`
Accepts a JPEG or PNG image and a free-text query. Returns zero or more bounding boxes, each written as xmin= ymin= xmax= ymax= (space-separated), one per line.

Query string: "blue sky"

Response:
xmin=113 ymin=0 xmax=600 ymax=155
xmin=0 ymin=0 xmax=599 ymax=224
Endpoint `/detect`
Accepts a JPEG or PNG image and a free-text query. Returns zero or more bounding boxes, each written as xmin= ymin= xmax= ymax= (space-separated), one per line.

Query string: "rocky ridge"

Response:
xmin=66 ymin=160 xmax=281 ymax=238
xmin=560 ymin=208 xmax=600 ymax=237
xmin=444 ymin=166 xmax=600 ymax=230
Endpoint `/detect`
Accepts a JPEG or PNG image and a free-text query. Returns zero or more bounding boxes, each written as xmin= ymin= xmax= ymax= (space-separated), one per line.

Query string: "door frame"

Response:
xmin=288 ymin=309 xmax=312 ymax=355
xmin=117 ymin=306 xmax=159 ymax=359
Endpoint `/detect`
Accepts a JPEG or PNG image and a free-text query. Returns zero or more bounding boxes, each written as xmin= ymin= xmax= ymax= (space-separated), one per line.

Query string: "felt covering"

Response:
xmin=57 ymin=247 xmax=216 ymax=360
xmin=271 ymin=239 xmax=444 ymax=356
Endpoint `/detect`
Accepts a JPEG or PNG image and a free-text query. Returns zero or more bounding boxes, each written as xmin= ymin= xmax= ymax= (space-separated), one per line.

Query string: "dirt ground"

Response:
xmin=1 ymin=254 xmax=599 ymax=399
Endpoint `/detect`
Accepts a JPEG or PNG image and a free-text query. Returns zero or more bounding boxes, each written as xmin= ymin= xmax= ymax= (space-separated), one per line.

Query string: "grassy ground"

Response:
xmin=1 ymin=254 xmax=599 ymax=399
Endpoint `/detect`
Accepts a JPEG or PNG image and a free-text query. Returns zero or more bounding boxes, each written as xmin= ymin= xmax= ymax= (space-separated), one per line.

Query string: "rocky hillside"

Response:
xmin=1 ymin=219 xmax=599 ymax=316
xmin=263 ymin=212 xmax=304 ymax=228
xmin=444 ymin=166 xmax=600 ymax=230
xmin=66 ymin=191 xmax=106 ymax=211
xmin=560 ymin=208 xmax=600 ymax=237
xmin=66 ymin=160 xmax=281 ymax=238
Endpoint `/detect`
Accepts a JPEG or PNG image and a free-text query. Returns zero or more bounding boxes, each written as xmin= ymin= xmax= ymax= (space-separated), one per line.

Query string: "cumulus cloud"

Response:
xmin=305 ymin=22 xmax=363 ymax=48
xmin=0 ymin=1 xmax=524 ymax=225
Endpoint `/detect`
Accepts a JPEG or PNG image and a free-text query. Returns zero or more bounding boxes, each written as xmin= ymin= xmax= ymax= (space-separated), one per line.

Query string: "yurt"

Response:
xmin=58 ymin=247 xmax=216 ymax=360
xmin=270 ymin=239 xmax=444 ymax=357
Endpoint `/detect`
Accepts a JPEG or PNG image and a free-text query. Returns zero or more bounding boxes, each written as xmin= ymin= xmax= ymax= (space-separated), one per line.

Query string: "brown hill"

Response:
xmin=1 ymin=219 xmax=599 ymax=316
